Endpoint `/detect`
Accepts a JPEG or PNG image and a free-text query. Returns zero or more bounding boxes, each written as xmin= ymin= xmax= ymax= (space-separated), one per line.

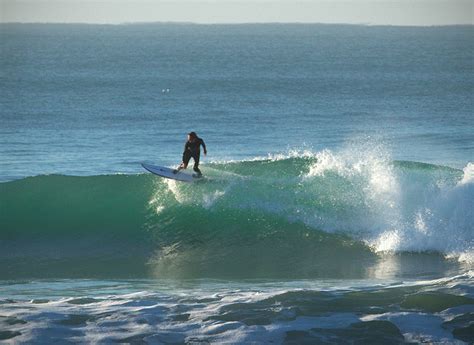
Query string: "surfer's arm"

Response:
xmin=182 ymin=142 xmax=190 ymax=161
xmin=201 ymin=139 xmax=207 ymax=155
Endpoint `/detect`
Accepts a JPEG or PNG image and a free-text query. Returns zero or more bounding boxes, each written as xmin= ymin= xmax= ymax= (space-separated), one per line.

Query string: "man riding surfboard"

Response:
xmin=174 ymin=132 xmax=207 ymax=177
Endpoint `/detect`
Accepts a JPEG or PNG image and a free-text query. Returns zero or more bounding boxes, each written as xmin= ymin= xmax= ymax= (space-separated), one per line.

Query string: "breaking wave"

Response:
xmin=1 ymin=147 xmax=472 ymax=279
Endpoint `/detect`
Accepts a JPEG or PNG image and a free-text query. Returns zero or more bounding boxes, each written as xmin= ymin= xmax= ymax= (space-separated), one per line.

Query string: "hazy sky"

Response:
xmin=1 ymin=0 xmax=473 ymax=25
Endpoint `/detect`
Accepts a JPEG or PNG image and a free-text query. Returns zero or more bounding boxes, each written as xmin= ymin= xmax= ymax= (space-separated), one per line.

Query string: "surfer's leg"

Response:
xmin=174 ymin=153 xmax=191 ymax=173
xmin=192 ymin=154 xmax=202 ymax=176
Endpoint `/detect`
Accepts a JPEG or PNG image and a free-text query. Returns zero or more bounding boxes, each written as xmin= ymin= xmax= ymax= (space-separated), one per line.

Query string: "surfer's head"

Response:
xmin=188 ymin=132 xmax=197 ymax=141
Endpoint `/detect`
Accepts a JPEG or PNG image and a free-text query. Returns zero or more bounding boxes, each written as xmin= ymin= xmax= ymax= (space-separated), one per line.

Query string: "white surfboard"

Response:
xmin=141 ymin=163 xmax=198 ymax=182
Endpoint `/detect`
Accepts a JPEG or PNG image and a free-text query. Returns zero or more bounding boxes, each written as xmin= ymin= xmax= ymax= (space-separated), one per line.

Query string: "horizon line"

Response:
xmin=2 ymin=21 xmax=473 ymax=28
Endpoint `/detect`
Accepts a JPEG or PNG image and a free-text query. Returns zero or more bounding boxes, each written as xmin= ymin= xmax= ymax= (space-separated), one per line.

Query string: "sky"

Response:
xmin=1 ymin=0 xmax=473 ymax=26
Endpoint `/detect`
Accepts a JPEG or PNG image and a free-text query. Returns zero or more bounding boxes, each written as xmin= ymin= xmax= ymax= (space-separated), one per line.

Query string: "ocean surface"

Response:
xmin=1 ymin=23 xmax=473 ymax=343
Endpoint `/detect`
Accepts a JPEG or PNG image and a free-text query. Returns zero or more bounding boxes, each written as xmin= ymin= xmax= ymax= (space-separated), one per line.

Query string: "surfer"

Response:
xmin=174 ymin=132 xmax=207 ymax=177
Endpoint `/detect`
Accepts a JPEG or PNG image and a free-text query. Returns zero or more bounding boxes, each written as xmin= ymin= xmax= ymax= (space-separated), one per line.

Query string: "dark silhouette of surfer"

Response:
xmin=174 ymin=132 xmax=207 ymax=177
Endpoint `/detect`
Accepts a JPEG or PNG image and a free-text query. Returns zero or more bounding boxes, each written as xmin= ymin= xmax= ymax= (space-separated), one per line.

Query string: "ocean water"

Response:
xmin=1 ymin=23 xmax=473 ymax=343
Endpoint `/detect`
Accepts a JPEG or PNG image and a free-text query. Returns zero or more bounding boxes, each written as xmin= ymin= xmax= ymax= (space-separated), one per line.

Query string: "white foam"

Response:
xmin=202 ymin=190 xmax=226 ymax=209
xmin=361 ymin=312 xmax=462 ymax=344
xmin=459 ymin=162 xmax=474 ymax=185
xmin=3 ymin=277 xmax=473 ymax=344
xmin=165 ymin=178 xmax=188 ymax=204
xmin=303 ymin=143 xmax=404 ymax=248
xmin=303 ymin=145 xmax=473 ymax=260
xmin=208 ymin=148 xmax=315 ymax=165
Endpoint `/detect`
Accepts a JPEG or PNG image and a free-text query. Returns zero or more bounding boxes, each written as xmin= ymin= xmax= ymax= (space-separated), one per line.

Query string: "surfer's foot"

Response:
xmin=173 ymin=169 xmax=178 ymax=174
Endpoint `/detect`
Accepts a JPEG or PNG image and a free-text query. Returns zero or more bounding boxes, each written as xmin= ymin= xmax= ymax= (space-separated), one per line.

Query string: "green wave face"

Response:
xmin=1 ymin=156 xmax=471 ymax=279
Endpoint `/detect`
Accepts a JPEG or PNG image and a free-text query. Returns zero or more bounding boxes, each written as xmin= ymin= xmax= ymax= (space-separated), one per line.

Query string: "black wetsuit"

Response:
xmin=183 ymin=138 xmax=206 ymax=175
